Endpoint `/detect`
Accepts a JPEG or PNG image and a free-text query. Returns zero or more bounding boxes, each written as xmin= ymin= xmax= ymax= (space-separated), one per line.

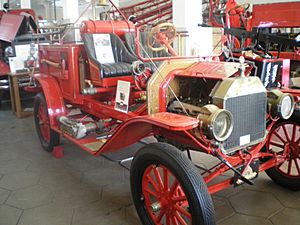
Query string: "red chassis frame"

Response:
xmin=31 ymin=18 xmax=299 ymax=196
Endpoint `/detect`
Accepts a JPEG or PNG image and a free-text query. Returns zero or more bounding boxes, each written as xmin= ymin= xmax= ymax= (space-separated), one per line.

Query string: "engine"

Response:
xmin=168 ymin=76 xmax=267 ymax=154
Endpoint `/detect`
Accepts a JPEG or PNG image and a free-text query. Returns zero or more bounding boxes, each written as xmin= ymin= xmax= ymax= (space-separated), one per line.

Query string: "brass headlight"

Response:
xmin=198 ymin=104 xmax=233 ymax=142
xmin=4 ymin=46 xmax=14 ymax=58
xmin=131 ymin=61 xmax=146 ymax=76
xmin=267 ymin=90 xmax=294 ymax=119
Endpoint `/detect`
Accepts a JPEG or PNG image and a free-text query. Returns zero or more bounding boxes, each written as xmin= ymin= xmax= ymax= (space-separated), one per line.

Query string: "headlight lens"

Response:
xmin=267 ymin=90 xmax=294 ymax=119
xmin=213 ymin=111 xmax=232 ymax=141
xmin=198 ymin=104 xmax=233 ymax=142
xmin=281 ymin=95 xmax=293 ymax=119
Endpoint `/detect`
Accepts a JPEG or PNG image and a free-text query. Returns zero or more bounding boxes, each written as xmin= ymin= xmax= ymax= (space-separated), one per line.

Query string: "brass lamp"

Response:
xmin=97 ymin=0 xmax=109 ymax=6
xmin=267 ymin=90 xmax=294 ymax=119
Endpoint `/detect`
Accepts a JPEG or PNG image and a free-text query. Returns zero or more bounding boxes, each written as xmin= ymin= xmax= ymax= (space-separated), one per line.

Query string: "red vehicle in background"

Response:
xmin=0 ymin=3 xmax=37 ymax=76
xmin=207 ymin=0 xmax=300 ymax=74
xmin=0 ymin=3 xmax=41 ymax=106
xmin=30 ymin=1 xmax=300 ymax=224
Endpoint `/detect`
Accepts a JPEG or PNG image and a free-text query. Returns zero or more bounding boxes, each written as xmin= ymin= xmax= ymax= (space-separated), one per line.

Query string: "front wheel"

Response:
xmin=34 ymin=92 xmax=60 ymax=152
xmin=130 ymin=142 xmax=216 ymax=225
xmin=265 ymin=115 xmax=300 ymax=191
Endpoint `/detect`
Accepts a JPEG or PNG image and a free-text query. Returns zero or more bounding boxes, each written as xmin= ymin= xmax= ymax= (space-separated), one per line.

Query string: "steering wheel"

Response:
xmin=228 ymin=3 xmax=250 ymax=16
xmin=147 ymin=22 xmax=177 ymax=52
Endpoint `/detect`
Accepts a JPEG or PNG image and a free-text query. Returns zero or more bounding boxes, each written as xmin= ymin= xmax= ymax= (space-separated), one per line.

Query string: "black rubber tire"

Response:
xmin=265 ymin=110 xmax=300 ymax=191
xmin=34 ymin=92 xmax=60 ymax=152
xmin=130 ymin=142 xmax=216 ymax=225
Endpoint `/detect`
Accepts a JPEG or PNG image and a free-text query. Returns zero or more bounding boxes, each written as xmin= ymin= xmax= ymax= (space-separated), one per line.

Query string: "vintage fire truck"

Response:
xmin=31 ymin=3 xmax=300 ymax=225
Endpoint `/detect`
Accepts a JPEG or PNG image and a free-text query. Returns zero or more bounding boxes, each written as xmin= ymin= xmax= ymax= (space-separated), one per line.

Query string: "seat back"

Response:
xmin=82 ymin=32 xmax=137 ymax=87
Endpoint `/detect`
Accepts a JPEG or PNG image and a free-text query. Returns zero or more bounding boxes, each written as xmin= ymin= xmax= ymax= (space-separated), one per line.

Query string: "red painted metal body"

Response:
xmin=33 ymin=16 xmax=300 ymax=199
xmin=251 ymin=2 xmax=300 ymax=63
xmin=0 ymin=14 xmax=25 ymax=42
xmin=80 ymin=20 xmax=134 ymax=37
xmin=0 ymin=60 xmax=10 ymax=76
xmin=209 ymin=0 xmax=252 ymax=31
xmin=0 ymin=8 xmax=35 ymax=19
xmin=252 ymin=2 xmax=300 ymax=28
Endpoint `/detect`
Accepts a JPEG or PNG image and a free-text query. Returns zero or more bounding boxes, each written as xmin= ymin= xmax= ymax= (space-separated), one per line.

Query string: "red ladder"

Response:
xmin=111 ymin=0 xmax=172 ymax=27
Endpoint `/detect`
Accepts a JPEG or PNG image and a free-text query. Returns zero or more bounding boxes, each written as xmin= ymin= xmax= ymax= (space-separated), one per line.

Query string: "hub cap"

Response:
xmin=142 ymin=165 xmax=191 ymax=225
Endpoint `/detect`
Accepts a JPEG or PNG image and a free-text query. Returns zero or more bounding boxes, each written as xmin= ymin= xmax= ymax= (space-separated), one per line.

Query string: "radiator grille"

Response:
xmin=223 ymin=92 xmax=267 ymax=153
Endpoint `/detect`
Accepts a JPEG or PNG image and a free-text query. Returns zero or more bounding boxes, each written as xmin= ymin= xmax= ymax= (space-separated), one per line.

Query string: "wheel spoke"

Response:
xmin=273 ymin=130 xmax=287 ymax=144
xmin=153 ymin=167 xmax=164 ymax=190
xmin=294 ymin=159 xmax=300 ymax=175
xmin=297 ymin=136 xmax=300 ymax=145
xmin=174 ymin=204 xmax=192 ymax=219
xmin=172 ymin=195 xmax=187 ymax=203
xmin=269 ymin=141 xmax=284 ymax=149
xmin=175 ymin=211 xmax=188 ymax=225
xmin=143 ymin=187 xmax=159 ymax=198
xmin=170 ymin=180 xmax=179 ymax=195
xmin=287 ymin=160 xmax=293 ymax=175
xmin=163 ymin=167 xmax=169 ymax=191
xmin=282 ymin=124 xmax=290 ymax=142
xmin=166 ymin=215 xmax=171 ymax=225
xmin=171 ymin=216 xmax=179 ymax=225
xmin=155 ymin=211 xmax=165 ymax=224
xmin=292 ymin=124 xmax=297 ymax=142
xmin=38 ymin=103 xmax=50 ymax=142
xmin=146 ymin=174 xmax=160 ymax=192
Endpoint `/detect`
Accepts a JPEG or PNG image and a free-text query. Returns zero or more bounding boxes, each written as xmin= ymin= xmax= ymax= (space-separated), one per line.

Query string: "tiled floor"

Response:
xmin=0 ymin=108 xmax=299 ymax=225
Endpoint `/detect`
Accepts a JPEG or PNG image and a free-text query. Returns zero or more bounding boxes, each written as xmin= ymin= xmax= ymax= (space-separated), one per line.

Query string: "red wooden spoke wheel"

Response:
xmin=265 ymin=118 xmax=300 ymax=191
xmin=142 ymin=165 xmax=191 ymax=224
xmin=34 ymin=93 xmax=60 ymax=152
xmin=38 ymin=102 xmax=50 ymax=143
xmin=130 ymin=143 xmax=216 ymax=225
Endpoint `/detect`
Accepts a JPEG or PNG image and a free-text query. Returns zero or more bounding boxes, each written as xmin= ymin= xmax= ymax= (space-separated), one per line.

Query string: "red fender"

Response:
xmin=97 ymin=112 xmax=199 ymax=155
xmin=34 ymin=73 xmax=66 ymax=127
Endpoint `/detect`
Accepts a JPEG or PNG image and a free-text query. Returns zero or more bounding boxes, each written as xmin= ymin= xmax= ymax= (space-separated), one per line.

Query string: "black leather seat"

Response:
xmin=124 ymin=31 xmax=171 ymax=72
xmin=82 ymin=33 xmax=138 ymax=78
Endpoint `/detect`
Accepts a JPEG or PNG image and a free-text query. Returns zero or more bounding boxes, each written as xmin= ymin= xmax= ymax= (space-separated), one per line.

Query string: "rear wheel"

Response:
xmin=34 ymin=93 xmax=60 ymax=152
xmin=130 ymin=142 xmax=216 ymax=225
xmin=265 ymin=114 xmax=300 ymax=191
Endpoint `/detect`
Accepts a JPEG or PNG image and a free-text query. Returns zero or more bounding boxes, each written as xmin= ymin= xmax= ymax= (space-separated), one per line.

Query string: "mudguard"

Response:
xmin=34 ymin=73 xmax=66 ymax=127
xmin=97 ymin=112 xmax=199 ymax=154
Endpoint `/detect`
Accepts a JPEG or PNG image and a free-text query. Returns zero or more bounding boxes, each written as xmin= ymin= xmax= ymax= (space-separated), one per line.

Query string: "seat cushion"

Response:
xmin=101 ymin=62 xmax=132 ymax=78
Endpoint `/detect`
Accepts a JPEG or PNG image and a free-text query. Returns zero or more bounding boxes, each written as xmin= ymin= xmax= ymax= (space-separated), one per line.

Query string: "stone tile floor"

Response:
xmin=0 ymin=108 xmax=299 ymax=225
